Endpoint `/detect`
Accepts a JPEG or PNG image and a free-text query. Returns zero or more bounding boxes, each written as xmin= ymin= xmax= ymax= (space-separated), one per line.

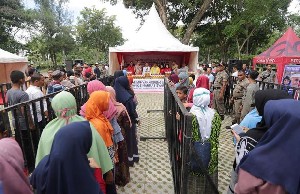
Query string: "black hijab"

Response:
xmin=247 ymin=89 xmax=291 ymax=140
xmin=114 ymin=70 xmax=124 ymax=80
xmin=30 ymin=121 xmax=102 ymax=194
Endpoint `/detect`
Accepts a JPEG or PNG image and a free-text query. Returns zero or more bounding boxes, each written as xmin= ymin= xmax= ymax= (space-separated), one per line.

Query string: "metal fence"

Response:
xmin=164 ymin=79 xmax=218 ymax=194
xmin=0 ymin=76 xmax=114 ymax=173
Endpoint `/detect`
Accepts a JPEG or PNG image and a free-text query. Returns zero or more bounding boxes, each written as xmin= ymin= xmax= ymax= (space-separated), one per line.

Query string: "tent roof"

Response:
xmin=254 ymin=27 xmax=300 ymax=63
xmin=0 ymin=48 xmax=28 ymax=63
xmin=110 ymin=4 xmax=199 ymax=52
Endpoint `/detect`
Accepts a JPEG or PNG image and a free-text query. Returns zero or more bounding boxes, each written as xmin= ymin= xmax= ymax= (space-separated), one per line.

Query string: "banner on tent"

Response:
xmin=132 ymin=78 xmax=164 ymax=92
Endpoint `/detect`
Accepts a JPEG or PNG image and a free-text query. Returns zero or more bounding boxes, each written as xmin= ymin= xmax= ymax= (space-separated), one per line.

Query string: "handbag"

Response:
xmin=190 ymin=141 xmax=211 ymax=174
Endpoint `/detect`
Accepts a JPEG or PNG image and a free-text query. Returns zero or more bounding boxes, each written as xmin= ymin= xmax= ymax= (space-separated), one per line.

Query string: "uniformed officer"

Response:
xmin=241 ymin=70 xmax=259 ymax=120
xmin=231 ymin=70 xmax=249 ymax=123
xmin=260 ymin=64 xmax=276 ymax=83
xmin=213 ymin=63 xmax=229 ymax=120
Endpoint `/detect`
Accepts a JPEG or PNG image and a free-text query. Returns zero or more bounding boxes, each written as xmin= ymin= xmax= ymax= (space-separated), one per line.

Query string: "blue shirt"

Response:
xmin=240 ymin=109 xmax=262 ymax=129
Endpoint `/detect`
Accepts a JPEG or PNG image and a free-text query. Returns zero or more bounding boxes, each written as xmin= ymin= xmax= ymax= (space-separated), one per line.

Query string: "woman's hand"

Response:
xmin=88 ymin=158 xmax=100 ymax=168
xmin=231 ymin=130 xmax=241 ymax=142
xmin=176 ymin=112 xmax=180 ymax=120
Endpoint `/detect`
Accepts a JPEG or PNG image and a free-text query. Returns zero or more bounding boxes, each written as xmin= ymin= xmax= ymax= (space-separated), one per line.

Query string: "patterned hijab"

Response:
xmin=0 ymin=138 xmax=32 ymax=194
xmin=85 ymin=91 xmax=114 ymax=147
xmin=190 ymin=88 xmax=215 ymax=141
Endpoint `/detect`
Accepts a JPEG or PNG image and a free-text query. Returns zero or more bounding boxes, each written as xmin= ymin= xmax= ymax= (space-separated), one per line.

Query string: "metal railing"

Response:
xmin=0 ymin=76 xmax=114 ymax=172
xmin=164 ymin=79 xmax=218 ymax=194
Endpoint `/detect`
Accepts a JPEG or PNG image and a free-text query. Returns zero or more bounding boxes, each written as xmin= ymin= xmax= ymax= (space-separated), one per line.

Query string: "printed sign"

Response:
xmin=282 ymin=65 xmax=300 ymax=88
xmin=132 ymin=79 xmax=164 ymax=92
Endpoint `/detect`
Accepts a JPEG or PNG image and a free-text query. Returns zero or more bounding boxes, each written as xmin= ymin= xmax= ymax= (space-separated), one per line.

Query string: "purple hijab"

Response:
xmin=0 ymin=138 xmax=32 ymax=194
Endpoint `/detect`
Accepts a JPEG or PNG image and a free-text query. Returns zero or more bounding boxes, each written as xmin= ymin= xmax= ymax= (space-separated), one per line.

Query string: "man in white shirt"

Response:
xmin=142 ymin=63 xmax=151 ymax=75
xmin=203 ymin=67 xmax=215 ymax=91
xmin=26 ymin=73 xmax=48 ymax=130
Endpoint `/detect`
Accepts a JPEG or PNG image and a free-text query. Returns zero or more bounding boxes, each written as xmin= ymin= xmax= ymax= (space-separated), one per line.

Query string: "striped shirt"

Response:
xmin=26 ymin=86 xmax=47 ymax=122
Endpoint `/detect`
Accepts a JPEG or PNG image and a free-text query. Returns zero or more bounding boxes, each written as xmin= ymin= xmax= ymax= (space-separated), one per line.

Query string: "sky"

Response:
xmin=21 ymin=0 xmax=300 ymax=43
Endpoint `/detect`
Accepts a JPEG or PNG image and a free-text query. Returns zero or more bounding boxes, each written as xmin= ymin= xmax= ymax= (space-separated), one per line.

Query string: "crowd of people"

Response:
xmin=123 ymin=61 xmax=184 ymax=75
xmin=1 ymin=59 xmax=299 ymax=194
xmin=170 ymin=62 xmax=300 ymax=194
xmin=0 ymin=68 xmax=139 ymax=194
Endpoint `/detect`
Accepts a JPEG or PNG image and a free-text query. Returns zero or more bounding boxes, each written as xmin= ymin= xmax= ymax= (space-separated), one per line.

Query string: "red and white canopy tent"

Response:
xmin=109 ymin=4 xmax=199 ymax=75
xmin=253 ymin=27 xmax=300 ymax=83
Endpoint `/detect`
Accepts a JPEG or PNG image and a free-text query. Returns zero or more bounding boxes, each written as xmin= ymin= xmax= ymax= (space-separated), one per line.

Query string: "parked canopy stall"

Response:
xmin=253 ymin=27 xmax=300 ymax=83
xmin=109 ymin=4 xmax=199 ymax=75
xmin=0 ymin=48 xmax=28 ymax=83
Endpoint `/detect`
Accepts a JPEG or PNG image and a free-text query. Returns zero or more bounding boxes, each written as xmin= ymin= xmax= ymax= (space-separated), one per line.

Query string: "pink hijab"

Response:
xmin=0 ymin=138 xmax=32 ymax=194
xmin=80 ymin=80 xmax=117 ymax=120
xmin=106 ymin=86 xmax=132 ymax=127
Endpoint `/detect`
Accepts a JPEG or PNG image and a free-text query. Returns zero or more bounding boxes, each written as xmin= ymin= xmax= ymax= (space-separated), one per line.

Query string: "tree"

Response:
xmin=31 ymin=0 xmax=75 ymax=66
xmin=76 ymin=7 xmax=124 ymax=61
xmin=0 ymin=0 xmax=34 ymax=52
xmin=103 ymin=0 xmax=213 ymax=44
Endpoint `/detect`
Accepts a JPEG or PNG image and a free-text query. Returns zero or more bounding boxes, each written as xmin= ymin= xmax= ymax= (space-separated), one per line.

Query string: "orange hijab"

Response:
xmin=85 ymin=91 xmax=114 ymax=147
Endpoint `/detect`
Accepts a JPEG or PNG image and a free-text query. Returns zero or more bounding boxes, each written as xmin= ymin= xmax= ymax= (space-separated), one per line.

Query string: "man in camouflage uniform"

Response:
xmin=261 ymin=64 xmax=276 ymax=83
xmin=213 ymin=63 xmax=229 ymax=120
xmin=231 ymin=70 xmax=249 ymax=124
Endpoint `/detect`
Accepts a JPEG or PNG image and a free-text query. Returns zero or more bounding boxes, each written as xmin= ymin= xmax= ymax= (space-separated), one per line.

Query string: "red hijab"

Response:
xmin=188 ymin=75 xmax=209 ymax=103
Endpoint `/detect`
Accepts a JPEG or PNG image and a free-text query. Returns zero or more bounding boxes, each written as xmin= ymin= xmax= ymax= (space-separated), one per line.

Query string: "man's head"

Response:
xmin=28 ymin=68 xmax=36 ymax=77
xmin=153 ymin=63 xmax=158 ymax=67
xmin=217 ymin=63 xmax=225 ymax=72
xmin=266 ymin=64 xmax=272 ymax=71
xmin=207 ymin=67 xmax=212 ymax=74
xmin=176 ymin=86 xmax=188 ymax=102
xmin=249 ymin=70 xmax=259 ymax=80
xmin=145 ymin=63 xmax=149 ymax=67
xmin=242 ymin=63 xmax=247 ymax=70
xmin=31 ymin=73 xmax=45 ymax=87
xmin=10 ymin=70 xmax=25 ymax=84
xmin=52 ymin=70 xmax=64 ymax=81
xmin=182 ymin=63 xmax=186 ymax=67
xmin=129 ymin=61 xmax=133 ymax=66
xmin=95 ymin=63 xmax=99 ymax=67
xmin=48 ymin=70 xmax=53 ymax=79
xmin=83 ymin=63 xmax=89 ymax=70
xmin=238 ymin=70 xmax=246 ymax=81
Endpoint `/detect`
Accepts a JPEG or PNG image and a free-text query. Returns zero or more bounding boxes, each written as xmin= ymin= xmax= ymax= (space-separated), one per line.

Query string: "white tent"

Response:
xmin=109 ymin=4 xmax=199 ymax=74
xmin=0 ymin=48 xmax=28 ymax=83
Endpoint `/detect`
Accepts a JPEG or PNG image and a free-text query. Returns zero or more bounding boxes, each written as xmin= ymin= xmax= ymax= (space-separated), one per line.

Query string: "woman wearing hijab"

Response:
xmin=169 ymin=73 xmax=179 ymax=84
xmin=31 ymin=121 xmax=104 ymax=194
xmin=114 ymin=76 xmax=139 ymax=166
xmin=227 ymin=89 xmax=291 ymax=194
xmin=114 ymin=70 xmax=124 ymax=80
xmin=80 ymin=80 xmax=124 ymax=147
xmin=189 ymin=88 xmax=222 ymax=193
xmin=0 ymin=138 xmax=32 ymax=194
xmin=35 ymin=91 xmax=113 ymax=176
xmin=106 ymin=86 xmax=131 ymax=186
xmin=235 ymin=99 xmax=300 ymax=194
xmin=187 ymin=75 xmax=209 ymax=103
xmin=175 ymin=72 xmax=189 ymax=88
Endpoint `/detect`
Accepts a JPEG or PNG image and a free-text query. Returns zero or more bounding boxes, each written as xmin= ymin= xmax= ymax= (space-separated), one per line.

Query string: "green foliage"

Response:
xmin=76 ymin=7 xmax=124 ymax=52
xmin=0 ymin=0 xmax=35 ymax=52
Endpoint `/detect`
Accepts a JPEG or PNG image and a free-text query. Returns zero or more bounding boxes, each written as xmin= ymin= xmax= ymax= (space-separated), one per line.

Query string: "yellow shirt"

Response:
xmin=150 ymin=66 xmax=160 ymax=75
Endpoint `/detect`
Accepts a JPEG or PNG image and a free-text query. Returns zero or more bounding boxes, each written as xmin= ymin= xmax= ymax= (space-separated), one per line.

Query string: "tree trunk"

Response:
xmin=236 ymin=38 xmax=241 ymax=60
xmin=182 ymin=0 xmax=213 ymax=44
xmin=155 ymin=0 xmax=168 ymax=27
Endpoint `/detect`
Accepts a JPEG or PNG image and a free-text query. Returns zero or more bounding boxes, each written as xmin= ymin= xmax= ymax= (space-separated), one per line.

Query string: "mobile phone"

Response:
xmin=230 ymin=123 xmax=244 ymax=134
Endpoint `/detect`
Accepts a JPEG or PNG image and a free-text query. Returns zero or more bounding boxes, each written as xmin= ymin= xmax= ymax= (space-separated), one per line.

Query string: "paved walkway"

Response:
xmin=117 ymin=93 xmax=235 ymax=194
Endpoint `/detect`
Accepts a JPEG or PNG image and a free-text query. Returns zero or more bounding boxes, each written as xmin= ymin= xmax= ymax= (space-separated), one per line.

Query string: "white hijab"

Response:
xmin=190 ymin=88 xmax=215 ymax=141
